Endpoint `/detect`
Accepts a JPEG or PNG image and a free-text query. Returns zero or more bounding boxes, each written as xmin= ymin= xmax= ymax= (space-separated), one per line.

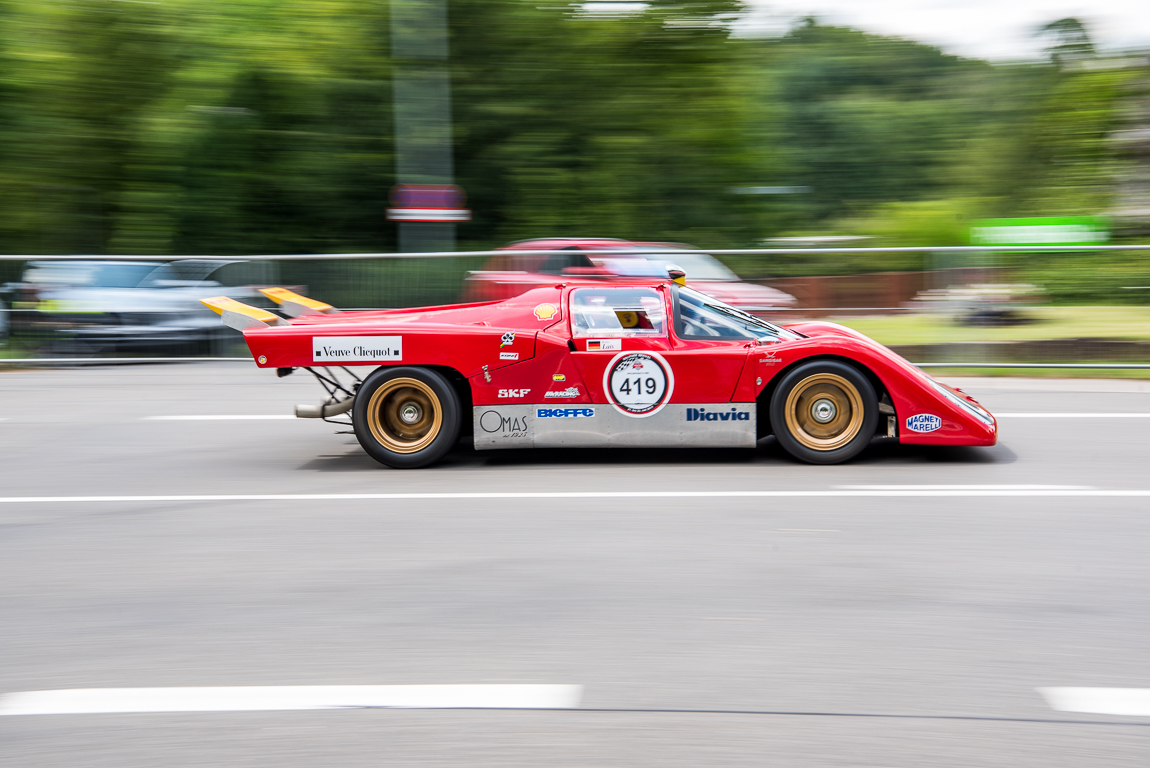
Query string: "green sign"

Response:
xmin=970 ymin=216 xmax=1109 ymax=247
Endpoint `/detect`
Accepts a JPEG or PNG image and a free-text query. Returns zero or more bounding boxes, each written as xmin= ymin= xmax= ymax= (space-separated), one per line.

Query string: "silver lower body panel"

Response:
xmin=473 ymin=404 xmax=756 ymax=450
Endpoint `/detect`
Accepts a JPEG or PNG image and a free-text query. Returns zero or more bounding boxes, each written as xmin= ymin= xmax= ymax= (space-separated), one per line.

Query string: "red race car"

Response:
xmin=462 ymin=238 xmax=797 ymax=315
xmin=204 ymin=275 xmax=996 ymax=469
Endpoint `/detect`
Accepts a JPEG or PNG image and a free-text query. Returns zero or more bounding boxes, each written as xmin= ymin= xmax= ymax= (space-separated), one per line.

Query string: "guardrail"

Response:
xmin=2 ymin=245 xmax=1149 ymax=372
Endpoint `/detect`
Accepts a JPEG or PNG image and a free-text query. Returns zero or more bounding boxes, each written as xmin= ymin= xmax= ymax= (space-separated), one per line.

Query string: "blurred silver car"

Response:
xmin=7 ymin=259 xmax=275 ymax=354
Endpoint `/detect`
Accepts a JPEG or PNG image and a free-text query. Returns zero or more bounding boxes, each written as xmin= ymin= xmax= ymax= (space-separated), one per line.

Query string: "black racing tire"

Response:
xmin=353 ymin=366 xmax=461 ymax=469
xmin=769 ymin=359 xmax=878 ymax=465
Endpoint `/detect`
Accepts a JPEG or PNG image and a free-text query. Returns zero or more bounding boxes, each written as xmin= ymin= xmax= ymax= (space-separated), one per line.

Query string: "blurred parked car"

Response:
xmin=463 ymin=238 xmax=797 ymax=315
xmin=4 ymin=259 xmax=276 ymax=354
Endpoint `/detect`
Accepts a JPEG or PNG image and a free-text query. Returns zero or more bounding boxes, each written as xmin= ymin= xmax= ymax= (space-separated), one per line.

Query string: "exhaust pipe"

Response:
xmin=295 ymin=396 xmax=355 ymax=419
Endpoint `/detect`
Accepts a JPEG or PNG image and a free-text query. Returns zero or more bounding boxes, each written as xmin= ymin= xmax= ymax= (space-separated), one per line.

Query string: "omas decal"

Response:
xmin=312 ymin=335 xmax=401 ymax=362
xmin=499 ymin=352 xmax=519 ymax=361
xmin=586 ymin=339 xmax=622 ymax=352
xmin=603 ymin=351 xmax=674 ymax=418
xmin=498 ymin=389 xmax=530 ymax=398
xmin=499 ymin=331 xmax=515 ymax=348
xmin=686 ymin=407 xmax=751 ymax=422
xmin=906 ymin=414 xmax=942 ymax=433
xmin=537 ymin=407 xmax=594 ymax=418
xmin=534 ymin=303 xmax=558 ymax=321
xmin=544 ymin=387 xmax=580 ymax=399
xmin=479 ymin=410 xmax=528 ymax=437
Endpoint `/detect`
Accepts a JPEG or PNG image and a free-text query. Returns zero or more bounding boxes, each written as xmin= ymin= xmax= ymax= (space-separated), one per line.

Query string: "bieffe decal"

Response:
xmin=537 ymin=407 xmax=594 ymax=418
xmin=312 ymin=336 xmax=401 ymax=362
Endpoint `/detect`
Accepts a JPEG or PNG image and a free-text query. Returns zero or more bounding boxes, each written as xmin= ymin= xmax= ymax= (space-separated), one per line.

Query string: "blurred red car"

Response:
xmin=463 ymin=238 xmax=797 ymax=316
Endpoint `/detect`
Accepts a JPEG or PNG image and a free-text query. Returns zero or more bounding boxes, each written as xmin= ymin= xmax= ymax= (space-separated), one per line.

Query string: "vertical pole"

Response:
xmin=390 ymin=0 xmax=455 ymax=253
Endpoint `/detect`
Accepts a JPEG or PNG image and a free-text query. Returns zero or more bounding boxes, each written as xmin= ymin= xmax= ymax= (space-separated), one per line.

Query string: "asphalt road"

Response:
xmin=2 ymin=363 xmax=1149 ymax=766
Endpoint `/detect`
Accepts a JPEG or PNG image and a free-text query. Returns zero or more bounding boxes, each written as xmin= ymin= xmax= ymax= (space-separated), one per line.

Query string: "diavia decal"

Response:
xmin=533 ymin=303 xmax=558 ymax=321
xmin=499 ymin=352 xmax=519 ymax=360
xmin=537 ymin=407 xmax=594 ymax=418
xmin=544 ymin=387 xmax=580 ymax=399
xmin=905 ymin=414 xmax=942 ymax=433
xmin=587 ymin=339 xmax=622 ymax=351
xmin=479 ymin=410 xmax=528 ymax=437
xmin=603 ymin=351 xmax=674 ymax=418
xmin=312 ymin=335 xmax=401 ymax=362
xmin=499 ymin=331 xmax=515 ymax=348
xmin=687 ymin=407 xmax=751 ymax=422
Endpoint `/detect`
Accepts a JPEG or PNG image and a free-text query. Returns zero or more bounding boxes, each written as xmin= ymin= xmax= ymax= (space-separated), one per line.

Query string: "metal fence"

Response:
xmin=2 ymin=245 xmax=1149 ymax=370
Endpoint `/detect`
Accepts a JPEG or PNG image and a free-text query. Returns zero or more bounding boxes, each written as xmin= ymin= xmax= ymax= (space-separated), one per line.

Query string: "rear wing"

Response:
xmin=259 ymin=287 xmax=340 ymax=317
xmin=200 ymin=296 xmax=286 ymax=331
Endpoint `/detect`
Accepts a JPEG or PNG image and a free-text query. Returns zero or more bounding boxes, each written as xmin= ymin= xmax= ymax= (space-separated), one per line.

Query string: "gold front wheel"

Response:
xmin=783 ymin=373 xmax=864 ymax=451
xmin=770 ymin=361 xmax=878 ymax=465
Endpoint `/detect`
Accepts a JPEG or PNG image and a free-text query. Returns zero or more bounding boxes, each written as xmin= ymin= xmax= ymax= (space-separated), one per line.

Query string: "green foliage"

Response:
xmin=0 ymin=3 xmax=1141 ymax=306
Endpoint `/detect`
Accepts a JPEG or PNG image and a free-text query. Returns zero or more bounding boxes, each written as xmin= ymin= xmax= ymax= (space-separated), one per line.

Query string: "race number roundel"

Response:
xmin=603 ymin=352 xmax=674 ymax=418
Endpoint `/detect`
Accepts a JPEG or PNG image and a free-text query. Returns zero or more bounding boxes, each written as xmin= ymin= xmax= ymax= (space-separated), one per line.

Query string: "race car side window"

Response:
xmin=570 ymin=287 xmax=667 ymax=337
xmin=673 ymin=285 xmax=797 ymax=340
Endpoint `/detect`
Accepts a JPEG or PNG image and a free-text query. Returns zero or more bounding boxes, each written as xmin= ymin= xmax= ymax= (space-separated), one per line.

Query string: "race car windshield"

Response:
xmin=675 ymin=286 xmax=797 ymax=340
xmin=570 ymin=287 xmax=667 ymax=336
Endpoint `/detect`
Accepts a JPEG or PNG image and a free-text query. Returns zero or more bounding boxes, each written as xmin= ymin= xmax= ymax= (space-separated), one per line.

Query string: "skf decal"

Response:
xmin=499 ymin=352 xmax=519 ymax=360
xmin=906 ymin=414 xmax=942 ymax=433
xmin=499 ymin=331 xmax=515 ymax=348
xmin=533 ymin=303 xmax=558 ymax=321
xmin=537 ymin=407 xmax=594 ymax=418
xmin=543 ymin=387 xmax=580 ymax=399
xmin=498 ymin=389 xmax=531 ymax=398
xmin=687 ymin=407 xmax=751 ymax=422
xmin=552 ymin=373 xmax=566 ymax=382
xmin=587 ymin=339 xmax=622 ymax=351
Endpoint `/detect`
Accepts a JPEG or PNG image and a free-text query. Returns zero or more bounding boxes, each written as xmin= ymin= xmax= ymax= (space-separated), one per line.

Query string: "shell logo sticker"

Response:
xmin=534 ymin=303 xmax=558 ymax=321
xmin=603 ymin=351 xmax=674 ymax=418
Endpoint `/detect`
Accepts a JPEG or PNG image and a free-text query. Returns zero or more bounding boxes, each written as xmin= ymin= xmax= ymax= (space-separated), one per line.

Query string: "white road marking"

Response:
xmin=996 ymin=413 xmax=1150 ymax=418
xmin=706 ymin=617 xmax=764 ymax=621
xmin=839 ymin=485 xmax=1092 ymax=491
xmin=143 ymin=415 xmax=296 ymax=421
xmin=0 ymin=685 xmax=583 ymax=716
xmin=0 ymin=489 xmax=1148 ymax=504
xmin=777 ymin=528 xmax=840 ymax=532
xmin=1038 ymin=687 xmax=1150 ymax=717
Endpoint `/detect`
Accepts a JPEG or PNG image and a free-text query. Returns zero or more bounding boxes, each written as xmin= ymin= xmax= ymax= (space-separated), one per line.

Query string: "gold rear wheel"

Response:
xmin=365 ymin=377 xmax=444 ymax=454
xmin=783 ymin=373 xmax=864 ymax=451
